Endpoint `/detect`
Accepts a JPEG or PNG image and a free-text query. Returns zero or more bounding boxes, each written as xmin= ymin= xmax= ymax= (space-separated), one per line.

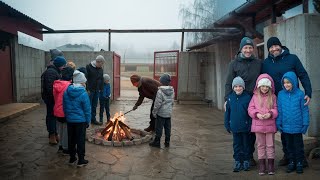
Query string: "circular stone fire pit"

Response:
xmin=86 ymin=128 xmax=152 ymax=147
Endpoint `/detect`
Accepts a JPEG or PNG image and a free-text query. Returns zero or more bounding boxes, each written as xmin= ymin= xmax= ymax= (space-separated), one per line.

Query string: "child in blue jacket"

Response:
xmin=63 ymin=70 xmax=91 ymax=167
xmin=99 ymin=74 xmax=111 ymax=123
xmin=224 ymin=76 xmax=252 ymax=172
xmin=276 ymin=71 xmax=309 ymax=174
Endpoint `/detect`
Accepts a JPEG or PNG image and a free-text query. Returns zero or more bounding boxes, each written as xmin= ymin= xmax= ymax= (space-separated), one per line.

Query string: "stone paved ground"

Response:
xmin=0 ymin=100 xmax=319 ymax=180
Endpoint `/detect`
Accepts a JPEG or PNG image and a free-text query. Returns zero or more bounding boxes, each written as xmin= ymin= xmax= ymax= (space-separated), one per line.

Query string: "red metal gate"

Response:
xmin=0 ymin=45 xmax=13 ymax=105
xmin=154 ymin=50 xmax=179 ymax=99
xmin=113 ymin=52 xmax=121 ymax=100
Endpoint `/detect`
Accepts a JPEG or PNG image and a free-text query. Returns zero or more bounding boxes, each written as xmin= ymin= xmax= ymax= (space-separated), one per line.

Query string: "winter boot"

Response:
xmin=258 ymin=159 xmax=266 ymax=175
xmin=233 ymin=161 xmax=242 ymax=172
xmin=278 ymin=156 xmax=289 ymax=166
xmin=268 ymin=159 xmax=275 ymax=175
xmin=164 ymin=137 xmax=170 ymax=147
xmin=77 ymin=158 xmax=89 ymax=167
xmin=69 ymin=156 xmax=77 ymax=165
xmin=57 ymin=146 xmax=63 ymax=153
xmin=149 ymin=137 xmax=160 ymax=148
xmin=296 ymin=162 xmax=304 ymax=174
xmin=286 ymin=161 xmax=295 ymax=173
xmin=49 ymin=134 xmax=58 ymax=145
xmin=243 ymin=160 xmax=250 ymax=171
xmin=144 ymin=126 xmax=153 ymax=132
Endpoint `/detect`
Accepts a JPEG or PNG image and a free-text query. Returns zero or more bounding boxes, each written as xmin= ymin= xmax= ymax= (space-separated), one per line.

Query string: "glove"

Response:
xmin=277 ymin=125 xmax=283 ymax=133
xmin=86 ymin=123 xmax=89 ymax=128
xmin=133 ymin=105 xmax=138 ymax=110
xmin=301 ymin=125 xmax=308 ymax=134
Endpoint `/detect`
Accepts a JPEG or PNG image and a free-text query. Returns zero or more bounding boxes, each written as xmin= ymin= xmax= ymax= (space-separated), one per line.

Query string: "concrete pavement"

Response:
xmin=0 ymin=100 xmax=319 ymax=179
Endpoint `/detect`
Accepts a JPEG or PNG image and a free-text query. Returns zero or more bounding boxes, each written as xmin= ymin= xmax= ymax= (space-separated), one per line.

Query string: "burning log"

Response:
xmin=108 ymin=118 xmax=119 ymax=141
xmin=119 ymin=121 xmax=134 ymax=140
xmin=101 ymin=120 xmax=114 ymax=136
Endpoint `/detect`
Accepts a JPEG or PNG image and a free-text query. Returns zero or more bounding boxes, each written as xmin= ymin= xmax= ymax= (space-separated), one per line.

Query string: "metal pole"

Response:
xmin=181 ymin=31 xmax=184 ymax=52
xmin=303 ymin=0 xmax=309 ymax=13
xmin=108 ymin=30 xmax=111 ymax=51
xmin=271 ymin=5 xmax=276 ymax=23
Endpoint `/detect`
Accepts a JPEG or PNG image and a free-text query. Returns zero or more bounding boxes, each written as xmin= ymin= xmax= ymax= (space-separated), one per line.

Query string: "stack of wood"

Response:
xmin=100 ymin=118 xmax=133 ymax=141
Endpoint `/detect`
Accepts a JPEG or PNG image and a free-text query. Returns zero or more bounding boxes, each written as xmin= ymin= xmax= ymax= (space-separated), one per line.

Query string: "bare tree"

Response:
xmin=179 ymin=0 xmax=218 ymax=46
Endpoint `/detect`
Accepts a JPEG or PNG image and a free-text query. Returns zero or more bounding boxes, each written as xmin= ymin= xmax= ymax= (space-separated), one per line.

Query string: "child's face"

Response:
xmin=259 ymin=85 xmax=270 ymax=94
xmin=233 ymin=85 xmax=244 ymax=95
xmin=283 ymin=79 xmax=293 ymax=91
xmin=105 ymin=80 xmax=109 ymax=84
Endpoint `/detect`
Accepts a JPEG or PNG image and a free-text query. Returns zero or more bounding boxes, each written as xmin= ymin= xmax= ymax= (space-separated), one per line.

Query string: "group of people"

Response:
xmin=224 ymin=37 xmax=312 ymax=175
xmin=41 ymin=50 xmax=111 ymax=167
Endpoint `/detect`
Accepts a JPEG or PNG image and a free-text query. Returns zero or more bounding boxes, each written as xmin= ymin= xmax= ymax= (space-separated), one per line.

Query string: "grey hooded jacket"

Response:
xmin=152 ymin=86 xmax=174 ymax=118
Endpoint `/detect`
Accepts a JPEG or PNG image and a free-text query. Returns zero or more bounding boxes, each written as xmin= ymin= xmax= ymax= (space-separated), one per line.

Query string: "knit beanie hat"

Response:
xmin=73 ymin=70 xmax=87 ymax=84
xmin=53 ymin=56 xmax=67 ymax=68
xmin=159 ymin=73 xmax=171 ymax=86
xmin=232 ymin=76 xmax=245 ymax=89
xmin=96 ymin=55 xmax=105 ymax=62
xmin=239 ymin=37 xmax=254 ymax=51
xmin=257 ymin=78 xmax=272 ymax=88
xmin=61 ymin=66 xmax=74 ymax=81
xmin=50 ymin=49 xmax=63 ymax=61
xmin=267 ymin=37 xmax=282 ymax=50
xmin=130 ymin=74 xmax=141 ymax=84
xmin=103 ymin=74 xmax=110 ymax=81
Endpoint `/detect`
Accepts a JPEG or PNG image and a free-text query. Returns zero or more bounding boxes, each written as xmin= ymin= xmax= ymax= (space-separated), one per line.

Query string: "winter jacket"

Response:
xmin=53 ymin=80 xmax=71 ymax=118
xmin=262 ymin=46 xmax=312 ymax=98
xmin=99 ymin=83 xmax=111 ymax=100
xmin=135 ymin=77 xmax=161 ymax=106
xmin=248 ymin=74 xmax=278 ymax=133
xmin=86 ymin=62 xmax=104 ymax=91
xmin=63 ymin=84 xmax=91 ymax=124
xmin=225 ymin=53 xmax=262 ymax=100
xmin=152 ymin=86 xmax=174 ymax=118
xmin=224 ymin=91 xmax=252 ymax=133
xmin=41 ymin=65 xmax=61 ymax=102
xmin=276 ymin=71 xmax=309 ymax=134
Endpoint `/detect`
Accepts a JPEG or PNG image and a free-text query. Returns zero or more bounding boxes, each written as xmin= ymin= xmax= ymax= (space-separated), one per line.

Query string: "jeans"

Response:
xmin=99 ymin=98 xmax=110 ymax=122
xmin=45 ymin=99 xmax=56 ymax=135
xmin=233 ymin=132 xmax=250 ymax=162
xmin=283 ymin=133 xmax=304 ymax=163
xmin=256 ymin=132 xmax=275 ymax=159
xmin=149 ymin=100 xmax=156 ymax=129
xmin=155 ymin=115 xmax=171 ymax=142
xmin=89 ymin=91 xmax=99 ymax=121
xmin=67 ymin=122 xmax=86 ymax=160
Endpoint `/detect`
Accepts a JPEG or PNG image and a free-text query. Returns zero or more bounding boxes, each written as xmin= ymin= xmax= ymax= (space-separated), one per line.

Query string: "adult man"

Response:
xmin=86 ymin=55 xmax=105 ymax=125
xmin=41 ymin=51 xmax=67 ymax=145
xmin=224 ymin=37 xmax=262 ymax=166
xmin=130 ymin=74 xmax=161 ymax=132
xmin=262 ymin=37 xmax=312 ymax=167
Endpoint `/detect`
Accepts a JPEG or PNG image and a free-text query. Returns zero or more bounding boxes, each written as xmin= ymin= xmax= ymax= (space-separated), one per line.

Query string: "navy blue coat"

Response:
xmin=276 ymin=72 xmax=309 ymax=134
xmin=262 ymin=47 xmax=312 ymax=98
xmin=63 ymin=85 xmax=91 ymax=124
xmin=224 ymin=91 xmax=252 ymax=133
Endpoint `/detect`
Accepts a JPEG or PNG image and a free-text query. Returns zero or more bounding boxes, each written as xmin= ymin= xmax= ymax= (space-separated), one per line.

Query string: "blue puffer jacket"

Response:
xmin=224 ymin=91 xmax=252 ymax=133
xmin=262 ymin=47 xmax=312 ymax=98
xmin=276 ymin=72 xmax=309 ymax=134
xmin=63 ymin=84 xmax=91 ymax=124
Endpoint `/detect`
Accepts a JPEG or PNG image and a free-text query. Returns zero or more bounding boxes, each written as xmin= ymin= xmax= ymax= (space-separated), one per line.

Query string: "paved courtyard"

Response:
xmin=0 ymin=100 xmax=319 ymax=180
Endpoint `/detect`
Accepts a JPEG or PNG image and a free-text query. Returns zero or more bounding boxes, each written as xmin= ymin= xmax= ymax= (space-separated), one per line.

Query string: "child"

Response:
xmin=99 ymin=74 xmax=111 ymax=123
xmin=53 ymin=66 xmax=74 ymax=155
xmin=63 ymin=70 xmax=91 ymax=167
xmin=224 ymin=76 xmax=252 ymax=172
xmin=149 ymin=73 xmax=174 ymax=148
xmin=248 ymin=74 xmax=278 ymax=175
xmin=276 ymin=71 xmax=309 ymax=174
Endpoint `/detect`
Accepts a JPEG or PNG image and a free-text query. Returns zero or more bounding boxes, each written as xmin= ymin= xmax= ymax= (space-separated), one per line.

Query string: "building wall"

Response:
xmin=14 ymin=41 xmax=45 ymax=102
xmin=264 ymin=14 xmax=320 ymax=137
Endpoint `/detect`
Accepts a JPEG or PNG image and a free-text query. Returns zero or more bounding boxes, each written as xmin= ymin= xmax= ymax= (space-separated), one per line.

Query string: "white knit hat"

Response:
xmin=96 ymin=55 xmax=105 ymax=62
xmin=103 ymin=74 xmax=110 ymax=81
xmin=257 ymin=78 xmax=272 ymax=88
xmin=73 ymin=70 xmax=87 ymax=84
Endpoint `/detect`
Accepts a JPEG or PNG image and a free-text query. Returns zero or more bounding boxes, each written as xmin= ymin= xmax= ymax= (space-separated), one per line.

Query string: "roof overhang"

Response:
xmin=0 ymin=1 xmax=53 ymax=40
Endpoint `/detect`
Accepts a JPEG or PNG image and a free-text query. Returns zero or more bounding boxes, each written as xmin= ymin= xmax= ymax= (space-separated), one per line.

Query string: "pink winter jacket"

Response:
xmin=53 ymin=80 xmax=71 ymax=117
xmin=248 ymin=74 xmax=278 ymax=133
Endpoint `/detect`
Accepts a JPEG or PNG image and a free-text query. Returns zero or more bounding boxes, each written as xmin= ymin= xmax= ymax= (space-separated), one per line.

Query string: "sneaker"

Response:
xmin=286 ymin=161 xmax=295 ymax=173
xmin=62 ymin=149 xmax=69 ymax=156
xmin=77 ymin=159 xmax=89 ymax=167
xmin=69 ymin=157 xmax=77 ymax=165
xmin=279 ymin=156 xmax=289 ymax=166
xmin=233 ymin=161 xmax=242 ymax=172
xmin=243 ymin=160 xmax=250 ymax=171
xmin=296 ymin=162 xmax=304 ymax=174
xmin=57 ymin=146 xmax=63 ymax=153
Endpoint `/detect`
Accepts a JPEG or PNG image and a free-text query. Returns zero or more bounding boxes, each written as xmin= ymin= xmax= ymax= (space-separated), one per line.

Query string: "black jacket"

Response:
xmin=41 ymin=65 xmax=61 ymax=102
xmin=224 ymin=54 xmax=262 ymax=101
xmin=86 ymin=63 xmax=104 ymax=91
xmin=262 ymin=46 xmax=312 ymax=98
